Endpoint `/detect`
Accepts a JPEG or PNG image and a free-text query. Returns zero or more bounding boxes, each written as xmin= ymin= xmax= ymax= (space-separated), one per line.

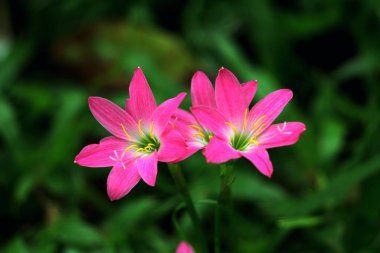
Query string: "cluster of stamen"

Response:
xmin=225 ymin=108 xmax=267 ymax=150
xmin=120 ymin=120 xmax=160 ymax=156
xmin=188 ymin=124 xmax=213 ymax=144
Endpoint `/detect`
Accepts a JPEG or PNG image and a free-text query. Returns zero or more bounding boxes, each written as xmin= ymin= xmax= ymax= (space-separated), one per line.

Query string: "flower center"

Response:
xmin=224 ymin=113 xmax=267 ymax=151
xmin=121 ymin=120 xmax=160 ymax=155
xmin=230 ymin=132 xmax=251 ymax=151
xmin=135 ymin=134 xmax=160 ymax=154
xmin=188 ymin=124 xmax=213 ymax=145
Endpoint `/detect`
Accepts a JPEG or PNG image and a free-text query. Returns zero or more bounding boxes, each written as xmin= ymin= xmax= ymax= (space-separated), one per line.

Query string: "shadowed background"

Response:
xmin=1 ymin=0 xmax=380 ymax=252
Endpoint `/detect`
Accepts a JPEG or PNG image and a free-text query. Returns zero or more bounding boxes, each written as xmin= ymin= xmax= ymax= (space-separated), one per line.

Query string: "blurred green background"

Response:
xmin=1 ymin=0 xmax=380 ymax=252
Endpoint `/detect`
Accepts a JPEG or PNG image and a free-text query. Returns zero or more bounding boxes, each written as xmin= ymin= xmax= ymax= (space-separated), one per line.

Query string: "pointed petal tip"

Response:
xmin=265 ymin=170 xmax=273 ymax=178
xmin=108 ymin=195 xmax=118 ymax=201
xmin=281 ymin=88 xmax=293 ymax=98
xmin=133 ymin=66 xmax=144 ymax=75
xmin=175 ymin=92 xmax=187 ymax=104
xmin=88 ymin=96 xmax=97 ymax=103
xmin=177 ymin=92 xmax=187 ymax=99
xmin=192 ymin=71 xmax=208 ymax=81
xmin=219 ymin=66 xmax=225 ymax=71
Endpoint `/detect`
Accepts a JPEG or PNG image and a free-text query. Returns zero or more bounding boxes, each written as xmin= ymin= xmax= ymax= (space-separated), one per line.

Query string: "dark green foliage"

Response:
xmin=1 ymin=0 xmax=380 ymax=252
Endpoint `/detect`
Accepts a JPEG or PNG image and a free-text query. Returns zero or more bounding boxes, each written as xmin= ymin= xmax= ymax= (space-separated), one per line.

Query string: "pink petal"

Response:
xmin=242 ymin=80 xmax=258 ymax=106
xmin=247 ymin=89 xmax=293 ymax=134
xmin=215 ymin=68 xmax=247 ymax=123
xmin=89 ymin=97 xmax=138 ymax=140
xmin=151 ymin=93 xmax=186 ymax=136
xmin=181 ymin=145 xmax=203 ymax=161
xmin=136 ymin=152 xmax=158 ymax=186
xmin=190 ymin=106 xmax=229 ymax=139
xmin=176 ymin=241 xmax=195 ymax=253
xmin=173 ymin=109 xmax=198 ymax=127
xmin=257 ymin=122 xmax=306 ymax=149
xmin=125 ymin=98 xmax=132 ymax=115
xmin=240 ymin=147 xmax=273 ymax=177
xmin=157 ymin=128 xmax=187 ymax=163
xmin=74 ymin=137 xmax=127 ymax=167
xmin=191 ymin=71 xmax=216 ymax=108
xmin=128 ymin=67 xmax=157 ymax=122
xmin=172 ymin=109 xmax=198 ymax=140
xmin=107 ymin=162 xmax=141 ymax=201
xmin=203 ymin=136 xmax=240 ymax=163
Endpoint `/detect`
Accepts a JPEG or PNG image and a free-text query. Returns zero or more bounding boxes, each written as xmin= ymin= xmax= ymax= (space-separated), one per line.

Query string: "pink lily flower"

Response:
xmin=173 ymin=71 xmax=258 ymax=158
xmin=190 ymin=68 xmax=306 ymax=177
xmin=176 ymin=241 xmax=195 ymax=253
xmin=74 ymin=67 xmax=187 ymax=200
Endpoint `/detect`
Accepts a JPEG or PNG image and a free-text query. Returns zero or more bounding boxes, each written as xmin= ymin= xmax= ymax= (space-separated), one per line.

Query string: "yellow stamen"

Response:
xmin=145 ymin=143 xmax=155 ymax=149
xmin=225 ymin=122 xmax=237 ymax=133
xmin=249 ymin=139 xmax=259 ymax=145
xmin=243 ymin=108 xmax=248 ymax=130
xmin=208 ymin=135 xmax=213 ymax=140
xmin=138 ymin=120 xmax=144 ymax=137
xmin=252 ymin=115 xmax=267 ymax=129
xmin=121 ymin=123 xmax=132 ymax=141
xmin=193 ymin=132 xmax=205 ymax=139
xmin=149 ymin=122 xmax=154 ymax=138
xmin=124 ymin=144 xmax=138 ymax=152
xmin=134 ymin=148 xmax=144 ymax=153
xmin=188 ymin=124 xmax=203 ymax=132
xmin=252 ymin=123 xmax=266 ymax=140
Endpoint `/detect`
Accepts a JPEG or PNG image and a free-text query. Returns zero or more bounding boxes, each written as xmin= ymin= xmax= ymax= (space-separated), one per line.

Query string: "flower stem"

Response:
xmin=214 ymin=162 xmax=235 ymax=253
xmin=168 ymin=163 xmax=209 ymax=253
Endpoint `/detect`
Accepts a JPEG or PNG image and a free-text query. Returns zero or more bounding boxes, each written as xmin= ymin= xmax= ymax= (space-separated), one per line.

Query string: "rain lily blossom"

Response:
xmin=75 ymin=68 xmax=187 ymax=200
xmin=176 ymin=241 xmax=195 ymax=253
xmin=173 ymin=70 xmax=258 ymax=158
xmin=190 ymin=68 xmax=306 ymax=177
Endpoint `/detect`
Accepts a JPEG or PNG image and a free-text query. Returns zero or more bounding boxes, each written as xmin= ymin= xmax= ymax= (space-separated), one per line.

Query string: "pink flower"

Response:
xmin=176 ymin=241 xmax=195 ymax=253
xmin=190 ymin=68 xmax=306 ymax=177
xmin=75 ymin=67 xmax=187 ymax=200
xmin=173 ymin=71 xmax=258 ymax=158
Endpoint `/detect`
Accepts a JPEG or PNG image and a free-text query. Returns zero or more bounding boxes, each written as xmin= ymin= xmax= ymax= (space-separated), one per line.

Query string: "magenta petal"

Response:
xmin=242 ymin=80 xmax=258 ymax=106
xmin=136 ymin=152 xmax=158 ymax=186
xmin=203 ymin=136 xmax=240 ymax=163
xmin=173 ymin=109 xmax=198 ymax=126
xmin=158 ymin=129 xmax=187 ymax=162
xmin=257 ymin=122 xmax=306 ymax=149
xmin=107 ymin=162 xmax=141 ymax=201
xmin=247 ymin=89 xmax=293 ymax=132
xmin=176 ymin=241 xmax=195 ymax=253
xmin=89 ymin=97 xmax=138 ymax=139
xmin=190 ymin=106 xmax=229 ymax=138
xmin=191 ymin=71 xmax=216 ymax=108
xmin=172 ymin=109 xmax=199 ymax=140
xmin=125 ymin=98 xmax=132 ymax=116
xmin=151 ymin=92 xmax=186 ymax=136
xmin=128 ymin=67 xmax=157 ymax=122
xmin=240 ymin=147 xmax=273 ymax=177
xmin=74 ymin=137 xmax=127 ymax=167
xmin=215 ymin=68 xmax=247 ymax=123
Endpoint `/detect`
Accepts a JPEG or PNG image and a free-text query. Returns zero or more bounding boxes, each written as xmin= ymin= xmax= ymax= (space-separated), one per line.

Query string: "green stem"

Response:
xmin=168 ymin=163 xmax=209 ymax=253
xmin=215 ymin=162 xmax=235 ymax=253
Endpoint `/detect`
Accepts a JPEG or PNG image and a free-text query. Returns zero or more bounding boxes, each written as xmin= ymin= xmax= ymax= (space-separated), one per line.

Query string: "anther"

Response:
xmin=188 ymin=124 xmax=203 ymax=132
xmin=138 ymin=120 xmax=144 ymax=137
xmin=121 ymin=123 xmax=133 ymax=140
xmin=150 ymin=122 xmax=155 ymax=138
xmin=225 ymin=122 xmax=237 ymax=133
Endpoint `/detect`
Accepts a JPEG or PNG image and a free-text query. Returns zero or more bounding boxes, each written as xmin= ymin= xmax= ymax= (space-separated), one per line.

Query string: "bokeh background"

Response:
xmin=1 ymin=0 xmax=380 ymax=252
